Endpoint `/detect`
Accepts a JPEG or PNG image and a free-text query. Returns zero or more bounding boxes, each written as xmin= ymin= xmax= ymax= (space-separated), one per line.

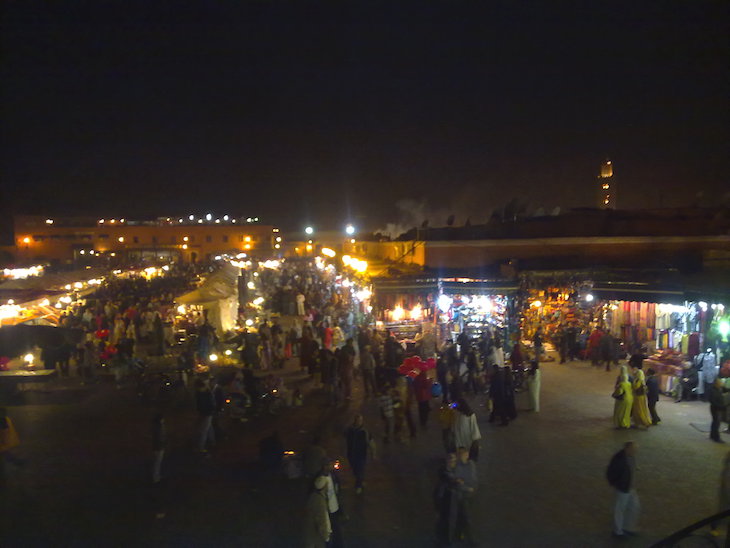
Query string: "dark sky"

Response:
xmin=2 ymin=1 xmax=728 ymax=230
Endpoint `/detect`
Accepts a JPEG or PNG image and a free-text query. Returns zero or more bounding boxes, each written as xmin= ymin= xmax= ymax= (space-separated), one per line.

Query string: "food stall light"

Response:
xmin=276 ymin=237 xmax=282 ymax=242
xmin=719 ymin=321 xmax=730 ymax=338
xmin=437 ymin=295 xmax=453 ymax=313
xmin=206 ymin=213 xmax=212 ymax=221
xmin=22 ymin=237 xmax=31 ymax=244
xmin=74 ymin=282 xmax=83 ymax=289
xmin=342 ymin=255 xmax=352 ymax=266
xmin=55 ymin=302 xmax=63 ymax=309
xmin=214 ymin=255 xmax=222 ymax=261
xmin=356 ymin=288 xmax=372 ymax=300
xmin=350 ymin=238 xmax=356 ymax=244
xmin=262 ymin=260 xmax=280 ymax=269
xmin=7 ymin=299 xmax=14 ymax=305
xmin=224 ymin=349 xmax=233 ymax=356
xmin=182 ymin=244 xmax=188 ymax=250
xmin=305 ymin=226 xmax=314 ymax=235
xmin=236 ymin=253 xmax=246 ymax=259
xmin=274 ymin=244 xmax=281 ymax=249
xmin=215 ymin=219 xmax=221 ymax=224
xmin=45 ymin=219 xmax=54 ymax=225
xmin=253 ymin=272 xmax=259 ymax=277
xmin=410 ymin=304 xmax=423 ymax=320
xmin=178 ymin=218 xmax=183 ymax=223
xmin=306 ymin=244 xmax=313 ymax=251
xmin=247 ymin=281 xmax=255 ymax=289
xmin=110 ymin=252 xmax=116 ymax=257
xmin=321 ymin=248 xmax=336 ymax=258
xmin=253 ymin=297 xmax=264 ymax=305
xmin=120 ymin=218 xmax=125 ymax=223
xmin=40 ymin=298 xmax=50 ymax=306
xmin=223 ymin=215 xmax=229 ymax=221
xmin=162 ymin=265 xmax=170 ymax=271
xmin=392 ymin=305 xmax=405 ymax=322
xmin=198 ymin=219 xmax=203 ymax=224
xmin=60 ymin=296 xmax=72 ymax=304
xmin=345 ymin=224 xmax=355 ymax=235
xmin=245 ymin=319 xmax=254 ymax=326
xmin=65 ymin=284 xmax=72 ymax=290
xmin=24 ymin=353 xmax=34 ymax=364
xmin=79 ymin=250 xmax=85 ymax=255
xmin=189 ymin=214 xmax=195 ymax=220
xmin=699 ymin=301 xmax=708 ymax=311
xmin=177 ymin=305 xmax=186 ymax=314
xmin=531 ymin=300 xmax=542 ymax=308
xmin=209 ymin=353 xmax=218 ymax=362
xmin=585 ymin=294 xmax=594 ymax=302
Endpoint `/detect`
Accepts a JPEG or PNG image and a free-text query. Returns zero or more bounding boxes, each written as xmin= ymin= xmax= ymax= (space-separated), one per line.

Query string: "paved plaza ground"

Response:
xmin=1 ymin=356 xmax=726 ymax=547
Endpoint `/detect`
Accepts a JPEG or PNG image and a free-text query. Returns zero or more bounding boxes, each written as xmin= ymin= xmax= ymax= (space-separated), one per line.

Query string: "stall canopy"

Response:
xmin=177 ymin=263 xmax=239 ymax=334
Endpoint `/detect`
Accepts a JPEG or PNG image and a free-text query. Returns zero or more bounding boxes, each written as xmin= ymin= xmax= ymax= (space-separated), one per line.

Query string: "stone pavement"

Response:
xmin=338 ymin=359 xmax=727 ymax=547
xmin=1 ymin=356 xmax=727 ymax=547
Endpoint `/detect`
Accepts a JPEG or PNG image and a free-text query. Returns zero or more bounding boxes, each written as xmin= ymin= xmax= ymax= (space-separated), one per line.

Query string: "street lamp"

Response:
xmin=305 ymin=226 xmax=314 ymax=235
xmin=345 ymin=224 xmax=355 ymax=236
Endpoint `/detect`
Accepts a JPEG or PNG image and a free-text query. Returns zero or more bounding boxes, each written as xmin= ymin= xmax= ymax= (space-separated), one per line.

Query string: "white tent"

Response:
xmin=176 ymin=263 xmax=240 ymax=334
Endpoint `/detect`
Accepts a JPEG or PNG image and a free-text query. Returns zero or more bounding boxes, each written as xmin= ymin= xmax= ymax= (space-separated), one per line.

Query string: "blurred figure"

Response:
xmin=453 ymin=399 xmax=481 ymax=461
xmin=452 ymin=446 xmax=478 ymax=546
xmin=710 ymin=451 xmax=730 ymax=537
xmin=606 ymin=441 xmax=640 ymax=538
xmin=414 ymin=370 xmax=434 ymax=428
xmin=152 ymin=413 xmax=166 ymax=484
xmin=345 ymin=414 xmax=375 ymax=494
xmin=645 ymin=368 xmax=661 ymax=425
xmin=303 ymin=475 xmax=331 ymax=548
xmin=630 ymin=366 xmax=652 ymax=429
xmin=526 ymin=361 xmax=541 ymax=412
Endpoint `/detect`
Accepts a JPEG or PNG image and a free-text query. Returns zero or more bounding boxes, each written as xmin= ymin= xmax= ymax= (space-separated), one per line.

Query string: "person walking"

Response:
xmin=606 ymin=441 xmax=641 ymax=538
xmin=452 ymin=446 xmax=478 ymax=546
xmin=377 ymin=386 xmax=395 ymax=443
xmin=303 ymin=475 xmax=332 ymax=548
xmin=708 ymin=378 xmax=729 ymax=443
xmin=488 ymin=365 xmax=509 ymax=426
xmin=414 ymin=370 xmax=434 ymax=428
xmin=710 ymin=450 xmax=730 ymax=537
xmin=0 ymin=407 xmax=22 ymax=488
xmin=645 ymin=368 xmax=661 ymax=425
xmin=345 ymin=414 xmax=375 ymax=494
xmin=613 ymin=367 xmax=634 ymax=429
xmin=152 ymin=413 xmax=166 ymax=484
xmin=630 ymin=365 xmax=653 ymax=429
xmin=526 ymin=361 xmax=541 ymax=412
xmin=434 ymin=452 xmax=458 ymax=547
xmin=360 ymin=345 xmax=377 ymax=398
xmin=195 ymin=378 xmax=216 ymax=453
xmin=453 ymin=399 xmax=482 ymax=461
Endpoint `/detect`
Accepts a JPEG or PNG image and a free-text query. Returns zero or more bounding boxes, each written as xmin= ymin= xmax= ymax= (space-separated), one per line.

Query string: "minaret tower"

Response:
xmin=598 ymin=158 xmax=615 ymax=209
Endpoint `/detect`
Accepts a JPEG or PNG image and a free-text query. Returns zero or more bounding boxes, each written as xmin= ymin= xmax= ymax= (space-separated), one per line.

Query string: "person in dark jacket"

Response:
xmin=606 ymin=442 xmax=640 ymax=538
xmin=645 ymin=368 xmax=661 ymax=425
xmin=434 ymin=453 xmax=458 ymax=546
xmin=152 ymin=413 xmax=166 ymax=483
xmin=195 ymin=378 xmax=216 ymax=453
xmin=488 ymin=365 xmax=509 ymax=426
xmin=708 ymin=378 xmax=729 ymax=443
xmin=345 ymin=414 xmax=374 ymax=494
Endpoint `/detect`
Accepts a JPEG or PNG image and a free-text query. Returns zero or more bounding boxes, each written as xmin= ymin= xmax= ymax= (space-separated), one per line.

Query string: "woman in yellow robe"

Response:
xmin=613 ymin=367 xmax=634 ymax=429
xmin=631 ymin=367 xmax=653 ymax=428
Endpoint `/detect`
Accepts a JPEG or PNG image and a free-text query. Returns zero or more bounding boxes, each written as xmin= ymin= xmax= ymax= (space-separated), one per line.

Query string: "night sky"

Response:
xmin=2 ymin=1 xmax=728 ymax=231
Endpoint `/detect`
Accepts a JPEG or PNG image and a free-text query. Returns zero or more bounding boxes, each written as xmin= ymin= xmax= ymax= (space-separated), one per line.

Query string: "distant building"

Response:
xmin=598 ymin=159 xmax=615 ymax=209
xmin=10 ymin=215 xmax=279 ymax=265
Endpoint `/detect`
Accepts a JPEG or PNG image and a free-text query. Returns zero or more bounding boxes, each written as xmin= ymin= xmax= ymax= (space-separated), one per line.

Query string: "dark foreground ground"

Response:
xmin=1 ymin=355 xmax=726 ymax=548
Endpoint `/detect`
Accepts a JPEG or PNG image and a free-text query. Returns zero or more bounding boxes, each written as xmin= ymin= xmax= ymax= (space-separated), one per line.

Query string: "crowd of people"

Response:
xmin=39 ymin=269 xmax=199 ymax=385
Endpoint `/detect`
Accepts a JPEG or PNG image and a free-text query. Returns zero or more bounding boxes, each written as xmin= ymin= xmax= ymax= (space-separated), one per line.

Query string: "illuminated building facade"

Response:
xmin=598 ymin=158 xmax=615 ymax=209
xmin=13 ymin=215 xmax=279 ymax=264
